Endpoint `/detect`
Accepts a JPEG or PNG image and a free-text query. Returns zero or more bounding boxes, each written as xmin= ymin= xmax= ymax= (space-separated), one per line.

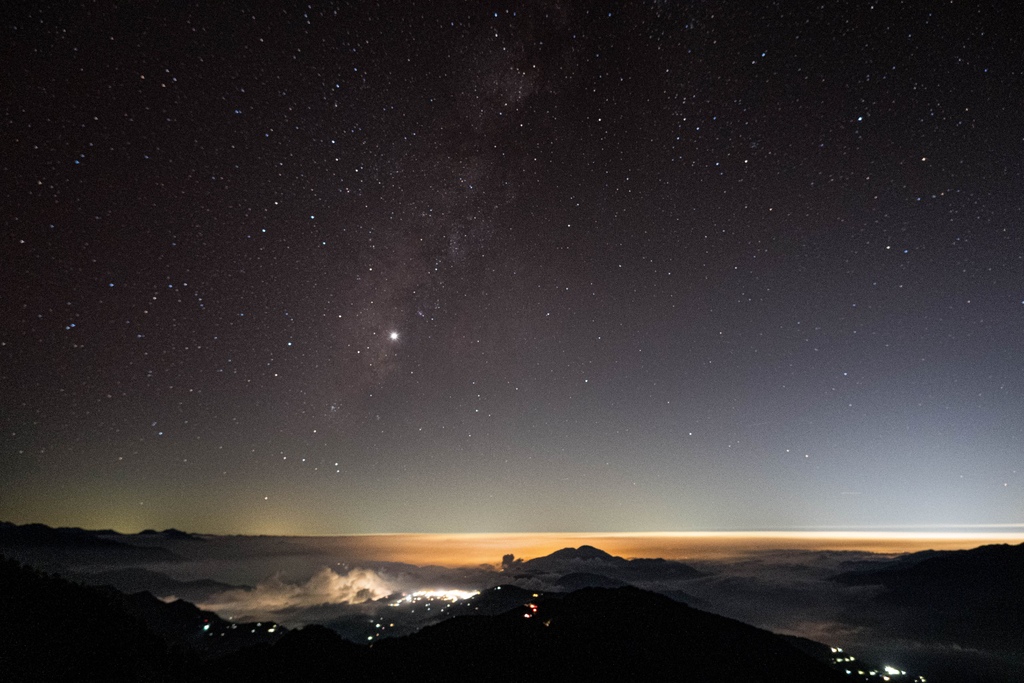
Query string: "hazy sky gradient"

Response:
xmin=2 ymin=1 xmax=1022 ymax=533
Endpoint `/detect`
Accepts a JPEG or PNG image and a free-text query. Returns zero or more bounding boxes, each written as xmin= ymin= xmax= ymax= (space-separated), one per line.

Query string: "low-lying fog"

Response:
xmin=11 ymin=530 xmax=1020 ymax=681
xmin=44 ymin=533 xmax=980 ymax=637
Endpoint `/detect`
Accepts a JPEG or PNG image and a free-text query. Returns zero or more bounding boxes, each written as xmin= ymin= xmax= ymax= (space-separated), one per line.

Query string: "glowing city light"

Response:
xmin=388 ymin=589 xmax=479 ymax=607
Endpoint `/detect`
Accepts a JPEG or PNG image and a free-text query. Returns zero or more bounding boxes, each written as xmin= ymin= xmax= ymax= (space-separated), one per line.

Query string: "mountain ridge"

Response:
xmin=2 ymin=554 xmax=849 ymax=682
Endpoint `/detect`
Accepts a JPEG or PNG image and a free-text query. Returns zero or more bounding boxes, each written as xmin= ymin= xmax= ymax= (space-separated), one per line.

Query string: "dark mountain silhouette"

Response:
xmin=835 ymin=548 xmax=943 ymax=574
xmin=509 ymin=544 xmax=703 ymax=583
xmin=118 ymin=589 xmax=282 ymax=655
xmin=0 ymin=555 xmax=183 ymax=681
xmin=204 ymin=625 xmax=369 ymax=683
xmin=534 ymin=544 xmax=619 ymax=563
xmin=553 ymin=570 xmax=629 ymax=590
xmin=2 ymin=554 xmax=853 ymax=682
xmin=0 ymin=555 xmax=284 ymax=681
xmin=203 ymin=587 xmax=853 ymax=682
xmin=0 ymin=521 xmax=142 ymax=551
xmin=456 ymin=584 xmax=538 ymax=614
xmin=834 ymin=542 xmax=1024 ymax=653
xmin=199 ymin=587 xmax=853 ymax=682
xmin=71 ymin=567 xmax=246 ymax=603
xmin=139 ymin=528 xmax=205 ymax=541
xmin=0 ymin=520 xmax=178 ymax=566
xmin=511 ymin=546 xmax=710 ymax=604
xmin=280 ymin=586 xmax=847 ymax=682
xmin=623 ymin=556 xmax=705 ymax=579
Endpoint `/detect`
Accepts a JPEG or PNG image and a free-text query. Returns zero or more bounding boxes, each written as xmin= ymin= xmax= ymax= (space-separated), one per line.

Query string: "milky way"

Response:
xmin=2 ymin=1 xmax=1021 ymax=533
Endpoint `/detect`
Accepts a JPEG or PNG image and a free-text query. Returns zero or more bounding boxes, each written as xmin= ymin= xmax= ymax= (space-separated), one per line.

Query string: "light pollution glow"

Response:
xmin=282 ymin=530 xmax=1024 ymax=567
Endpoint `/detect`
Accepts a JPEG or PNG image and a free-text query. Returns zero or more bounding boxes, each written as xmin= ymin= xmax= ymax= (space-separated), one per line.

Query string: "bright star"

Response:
xmin=389 ymin=331 xmax=399 ymax=341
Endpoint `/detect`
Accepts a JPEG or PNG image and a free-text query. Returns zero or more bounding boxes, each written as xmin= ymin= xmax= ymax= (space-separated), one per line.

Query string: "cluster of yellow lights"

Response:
xmin=831 ymin=646 xmax=923 ymax=682
xmin=388 ymin=589 xmax=479 ymax=607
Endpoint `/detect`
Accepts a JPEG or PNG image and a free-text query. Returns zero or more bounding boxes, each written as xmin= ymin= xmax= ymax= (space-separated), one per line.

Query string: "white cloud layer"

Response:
xmin=198 ymin=566 xmax=394 ymax=619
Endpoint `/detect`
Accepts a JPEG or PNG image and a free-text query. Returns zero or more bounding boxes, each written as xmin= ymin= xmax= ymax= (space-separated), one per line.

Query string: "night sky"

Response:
xmin=2 ymin=1 xmax=1022 ymax=535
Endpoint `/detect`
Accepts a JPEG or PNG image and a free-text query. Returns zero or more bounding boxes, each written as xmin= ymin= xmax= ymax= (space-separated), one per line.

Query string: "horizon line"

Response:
xmin=250 ymin=527 xmax=1024 ymax=539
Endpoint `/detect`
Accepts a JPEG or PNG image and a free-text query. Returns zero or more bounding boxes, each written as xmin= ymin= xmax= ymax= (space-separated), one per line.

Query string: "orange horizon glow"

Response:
xmin=271 ymin=530 xmax=1024 ymax=567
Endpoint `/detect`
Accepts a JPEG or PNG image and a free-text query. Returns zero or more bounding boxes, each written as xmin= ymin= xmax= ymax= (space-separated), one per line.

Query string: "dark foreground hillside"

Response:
xmin=2 ymin=556 xmax=846 ymax=682
xmin=208 ymin=586 xmax=848 ymax=683
xmin=0 ymin=556 xmax=284 ymax=681
xmin=0 ymin=556 xmax=186 ymax=681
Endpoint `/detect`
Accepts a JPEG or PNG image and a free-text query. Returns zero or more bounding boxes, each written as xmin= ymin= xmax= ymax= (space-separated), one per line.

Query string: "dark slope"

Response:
xmin=0 ymin=521 xmax=178 ymax=566
xmin=834 ymin=542 xmax=1024 ymax=590
xmin=71 ymin=567 xmax=246 ymax=603
xmin=214 ymin=586 xmax=848 ymax=683
xmin=0 ymin=556 xmax=283 ymax=682
xmin=203 ymin=626 xmax=369 ymax=683
xmin=834 ymin=542 xmax=1024 ymax=652
xmin=375 ymin=586 xmax=848 ymax=682
xmin=454 ymin=584 xmax=539 ymax=615
xmin=0 ymin=555 xmax=183 ymax=682
xmin=117 ymin=590 xmax=283 ymax=655
xmin=554 ymin=570 xmax=629 ymax=590
xmin=0 ymin=555 xmax=850 ymax=682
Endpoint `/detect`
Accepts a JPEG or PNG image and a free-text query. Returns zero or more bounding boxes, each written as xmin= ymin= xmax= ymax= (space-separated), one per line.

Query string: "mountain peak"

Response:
xmin=545 ymin=545 xmax=618 ymax=562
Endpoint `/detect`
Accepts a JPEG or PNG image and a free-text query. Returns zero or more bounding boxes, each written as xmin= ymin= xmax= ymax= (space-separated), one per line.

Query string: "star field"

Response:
xmin=1 ymin=1 xmax=1022 ymax=534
